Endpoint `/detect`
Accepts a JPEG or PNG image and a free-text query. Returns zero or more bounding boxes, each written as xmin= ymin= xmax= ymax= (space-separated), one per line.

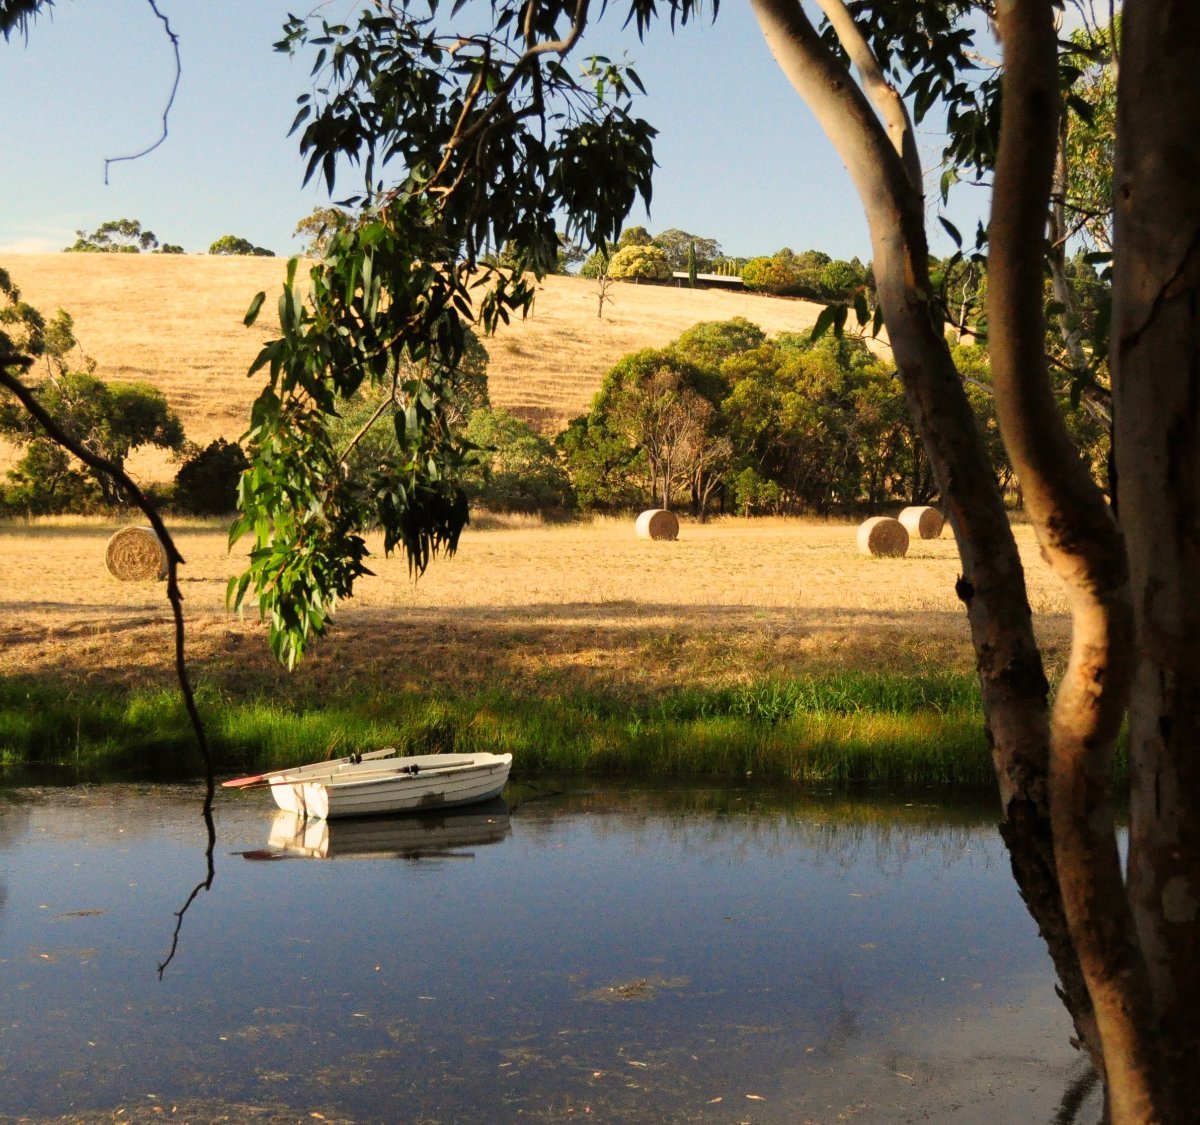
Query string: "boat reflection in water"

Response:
xmin=253 ymin=799 xmax=512 ymax=861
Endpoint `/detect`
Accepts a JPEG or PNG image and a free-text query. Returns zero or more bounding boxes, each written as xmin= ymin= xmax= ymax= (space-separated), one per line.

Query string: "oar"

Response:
xmin=222 ymin=772 xmax=271 ymax=789
xmin=221 ymin=747 xmax=401 ymax=789
xmin=235 ymin=760 xmax=484 ymax=790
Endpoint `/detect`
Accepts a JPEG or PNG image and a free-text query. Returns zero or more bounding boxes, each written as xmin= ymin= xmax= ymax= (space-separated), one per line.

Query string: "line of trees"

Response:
xmin=62 ymin=218 xmax=277 ymax=258
xmin=0 ymin=286 xmax=1110 ymax=526
xmin=578 ymin=225 xmax=875 ymax=303
xmin=558 ymin=314 xmax=1106 ymax=520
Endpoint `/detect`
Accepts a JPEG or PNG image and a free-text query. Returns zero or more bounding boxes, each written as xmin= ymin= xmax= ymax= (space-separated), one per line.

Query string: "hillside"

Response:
xmin=4 ymin=253 xmax=843 ymax=481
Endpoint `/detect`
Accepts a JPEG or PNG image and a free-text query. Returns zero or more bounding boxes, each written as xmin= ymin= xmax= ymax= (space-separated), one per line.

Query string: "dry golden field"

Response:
xmin=4 ymin=253 xmax=849 ymax=483
xmin=0 ymin=515 xmax=1070 ymax=703
xmin=1 ymin=257 xmax=1068 ymax=713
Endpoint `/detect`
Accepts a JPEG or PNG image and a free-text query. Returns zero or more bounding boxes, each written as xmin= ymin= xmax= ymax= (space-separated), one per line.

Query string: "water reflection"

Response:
xmin=0 ymin=799 xmax=28 ymax=938
xmin=255 ymin=801 xmax=512 ymax=860
xmin=0 ymin=781 xmax=1100 ymax=1123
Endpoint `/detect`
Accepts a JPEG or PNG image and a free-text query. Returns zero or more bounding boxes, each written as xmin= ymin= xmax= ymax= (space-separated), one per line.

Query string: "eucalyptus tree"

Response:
xmin=588 ymin=347 xmax=727 ymax=510
xmin=652 ymin=227 xmax=722 ymax=271
xmin=750 ymin=1 xmax=1195 ymax=1117
xmin=64 ymin=217 xmax=161 ymax=253
xmin=208 ymin=234 xmax=275 ymax=257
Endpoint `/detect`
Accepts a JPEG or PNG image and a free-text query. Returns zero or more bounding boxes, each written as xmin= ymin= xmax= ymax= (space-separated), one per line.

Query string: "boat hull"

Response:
xmin=266 ymin=752 xmax=513 ymax=820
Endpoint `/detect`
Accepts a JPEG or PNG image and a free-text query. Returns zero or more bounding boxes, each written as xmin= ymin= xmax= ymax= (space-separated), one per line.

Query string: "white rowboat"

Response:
xmin=222 ymin=750 xmax=513 ymax=820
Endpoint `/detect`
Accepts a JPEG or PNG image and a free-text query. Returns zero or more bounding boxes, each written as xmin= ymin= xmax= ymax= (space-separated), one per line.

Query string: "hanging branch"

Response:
xmin=0 ymin=365 xmax=216 ymax=976
xmin=103 ymin=0 xmax=181 ymax=184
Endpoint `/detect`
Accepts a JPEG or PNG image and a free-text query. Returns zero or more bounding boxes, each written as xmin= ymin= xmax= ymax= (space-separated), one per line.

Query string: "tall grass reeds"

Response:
xmin=0 ymin=669 xmax=1004 ymax=787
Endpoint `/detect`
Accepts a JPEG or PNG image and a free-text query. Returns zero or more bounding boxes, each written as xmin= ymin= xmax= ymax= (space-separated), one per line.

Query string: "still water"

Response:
xmin=0 ymin=782 xmax=1098 ymax=1123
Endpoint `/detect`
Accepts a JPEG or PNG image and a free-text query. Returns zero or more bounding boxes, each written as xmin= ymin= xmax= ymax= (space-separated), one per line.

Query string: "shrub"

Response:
xmin=732 ymin=466 xmax=782 ymax=516
xmin=173 ymin=439 xmax=250 ymax=515
xmin=463 ymin=409 xmax=575 ymax=513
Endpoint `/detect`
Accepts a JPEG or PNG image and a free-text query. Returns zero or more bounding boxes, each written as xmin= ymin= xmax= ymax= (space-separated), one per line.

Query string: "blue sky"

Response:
xmin=0 ymin=0 xmax=976 ymax=261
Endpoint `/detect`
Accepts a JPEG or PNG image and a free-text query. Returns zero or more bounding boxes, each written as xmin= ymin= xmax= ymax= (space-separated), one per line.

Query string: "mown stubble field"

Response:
xmin=0 ymin=516 xmax=1070 ymax=705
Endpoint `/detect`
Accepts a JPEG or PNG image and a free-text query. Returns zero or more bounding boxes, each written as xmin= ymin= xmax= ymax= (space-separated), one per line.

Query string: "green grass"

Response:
xmin=0 ymin=670 xmax=996 ymax=786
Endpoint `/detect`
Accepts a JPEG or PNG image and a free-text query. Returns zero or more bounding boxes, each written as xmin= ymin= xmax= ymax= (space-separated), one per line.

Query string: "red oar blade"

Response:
xmin=222 ymin=773 xmax=270 ymax=789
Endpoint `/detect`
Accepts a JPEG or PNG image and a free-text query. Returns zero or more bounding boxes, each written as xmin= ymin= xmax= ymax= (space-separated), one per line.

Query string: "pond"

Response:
xmin=0 ymin=781 xmax=1100 ymax=1123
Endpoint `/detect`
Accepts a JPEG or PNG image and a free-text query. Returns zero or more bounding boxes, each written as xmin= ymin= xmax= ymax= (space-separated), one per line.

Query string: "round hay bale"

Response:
xmin=857 ymin=516 xmax=909 ymax=558
xmin=898 ymin=505 xmax=945 ymax=540
xmin=635 ymin=509 xmax=680 ymax=541
xmin=105 ymin=526 xmax=168 ymax=581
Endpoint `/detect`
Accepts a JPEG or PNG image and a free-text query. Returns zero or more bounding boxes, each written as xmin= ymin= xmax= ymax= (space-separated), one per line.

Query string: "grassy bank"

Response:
xmin=2 ymin=516 xmax=1078 ymax=791
xmin=0 ymin=669 xmax=994 ymax=787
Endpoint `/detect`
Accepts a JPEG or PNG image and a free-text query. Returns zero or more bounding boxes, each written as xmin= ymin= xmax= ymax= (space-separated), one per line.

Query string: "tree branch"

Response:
xmin=103 ymin=0 xmax=181 ymax=184
xmin=0 ymin=365 xmax=216 ymax=976
xmin=423 ymin=0 xmax=590 ymax=199
xmin=812 ymin=0 xmax=923 ymax=191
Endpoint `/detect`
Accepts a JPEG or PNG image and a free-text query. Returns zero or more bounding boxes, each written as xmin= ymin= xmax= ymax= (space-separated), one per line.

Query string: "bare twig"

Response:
xmin=103 ymin=0 xmax=181 ymax=184
xmin=339 ymin=387 xmax=397 ymax=466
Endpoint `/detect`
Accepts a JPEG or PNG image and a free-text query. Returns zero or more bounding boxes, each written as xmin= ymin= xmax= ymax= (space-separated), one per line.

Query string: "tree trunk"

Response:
xmin=749 ymin=0 xmax=1103 ymax=1070
xmin=1048 ymin=117 xmax=1092 ymax=378
xmin=990 ymin=4 xmax=1163 ymax=1117
xmin=1113 ymin=1 xmax=1200 ymax=1110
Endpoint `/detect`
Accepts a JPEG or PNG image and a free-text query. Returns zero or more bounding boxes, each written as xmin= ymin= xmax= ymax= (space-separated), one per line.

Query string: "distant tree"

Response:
xmin=173 ymin=439 xmax=249 ymax=515
xmin=487 ymin=235 xmax=584 ymax=275
xmin=208 ymin=235 xmax=275 ymax=257
xmin=1 ymin=371 xmax=185 ymax=507
xmin=711 ymin=257 xmax=747 ymax=278
xmin=64 ymin=218 xmax=160 ymax=253
xmin=607 ymin=244 xmax=671 ymax=282
xmin=740 ymin=252 xmax=801 ymax=296
xmin=594 ymin=258 xmax=616 ymax=319
xmin=731 ymin=465 xmax=782 ymax=516
xmin=556 ymin=415 xmax=645 ymax=511
xmin=578 ymin=248 xmax=607 ymax=278
xmin=616 ymin=225 xmax=653 ymax=248
xmin=686 ymin=241 xmax=698 ymax=287
xmin=158 ymin=244 xmax=185 ymax=255
xmin=740 ymin=248 xmax=833 ymax=299
xmin=652 ymin=228 xmax=722 ymax=272
xmin=721 ymin=333 xmax=918 ymax=514
xmin=819 ymin=258 xmax=866 ymax=299
xmin=580 ymin=229 xmax=661 ymax=280
xmin=1 ymin=440 xmax=96 ymax=515
xmin=292 ymin=206 xmax=352 ymax=257
xmin=588 ymin=347 xmax=728 ymax=511
xmin=670 ymin=318 xmax=766 ymax=373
